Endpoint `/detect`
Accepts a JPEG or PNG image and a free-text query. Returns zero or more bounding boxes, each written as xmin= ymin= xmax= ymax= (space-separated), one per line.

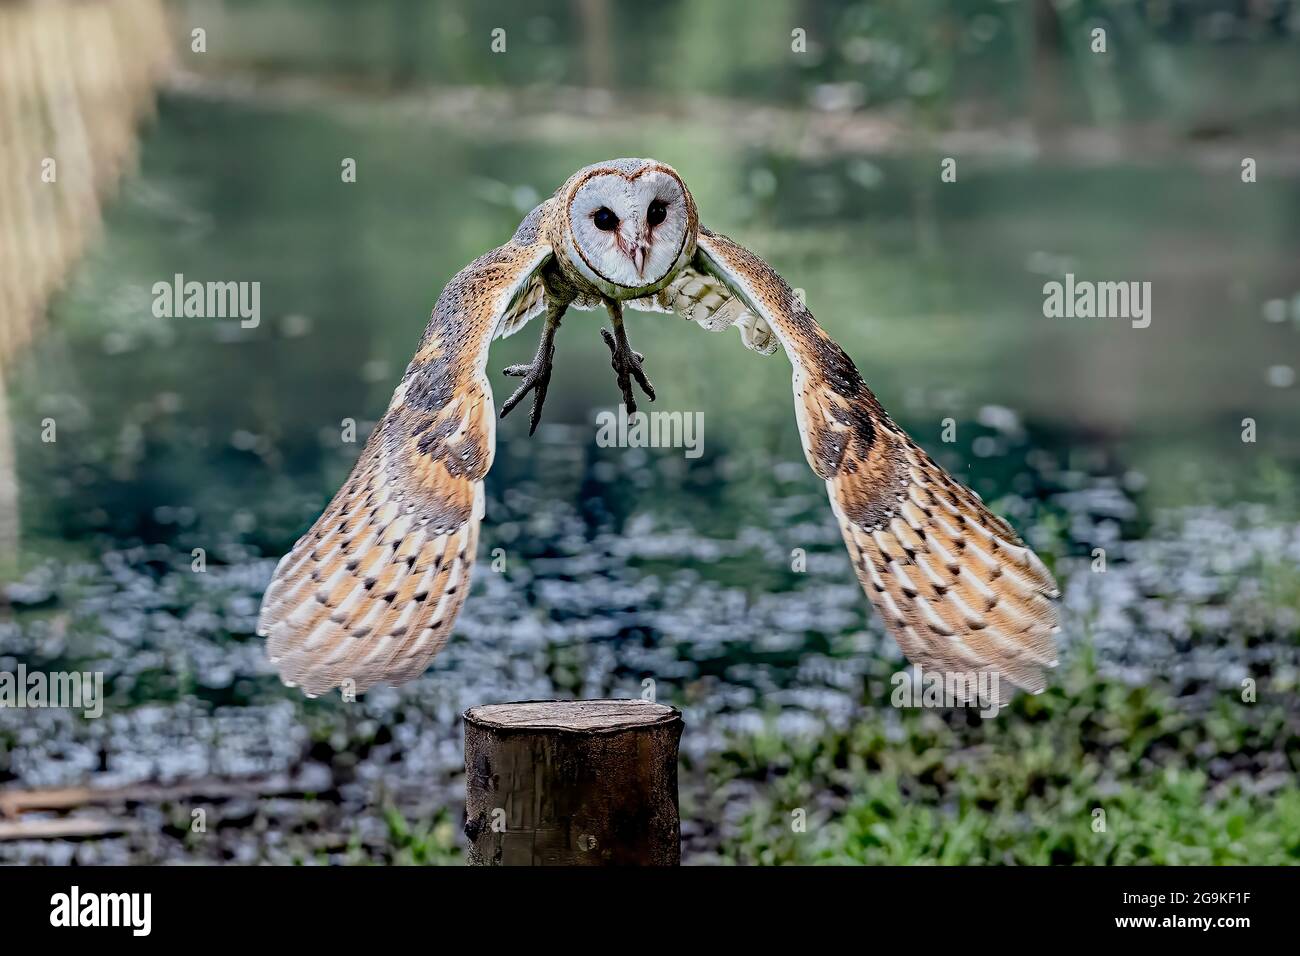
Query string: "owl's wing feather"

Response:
xmin=692 ymin=227 xmax=1059 ymax=701
xmin=629 ymin=268 xmax=779 ymax=355
xmin=258 ymin=210 xmax=554 ymax=696
xmin=493 ymin=270 xmax=547 ymax=340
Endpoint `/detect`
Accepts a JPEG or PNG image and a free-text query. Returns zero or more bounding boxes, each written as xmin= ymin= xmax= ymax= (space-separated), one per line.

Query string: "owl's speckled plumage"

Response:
xmin=259 ymin=158 xmax=1059 ymax=701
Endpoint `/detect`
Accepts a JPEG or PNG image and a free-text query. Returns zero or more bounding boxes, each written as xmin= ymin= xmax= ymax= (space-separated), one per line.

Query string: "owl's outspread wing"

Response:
xmin=690 ymin=227 xmax=1059 ymax=700
xmin=258 ymin=206 xmax=555 ymax=696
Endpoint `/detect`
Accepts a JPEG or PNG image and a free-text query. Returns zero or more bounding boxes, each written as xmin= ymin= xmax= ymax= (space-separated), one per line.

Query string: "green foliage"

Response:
xmin=380 ymin=806 xmax=462 ymax=866
xmin=701 ymin=651 xmax=1300 ymax=865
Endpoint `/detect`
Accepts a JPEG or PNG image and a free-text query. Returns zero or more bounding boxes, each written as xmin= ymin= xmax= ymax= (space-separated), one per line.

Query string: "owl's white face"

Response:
xmin=566 ymin=167 xmax=691 ymax=295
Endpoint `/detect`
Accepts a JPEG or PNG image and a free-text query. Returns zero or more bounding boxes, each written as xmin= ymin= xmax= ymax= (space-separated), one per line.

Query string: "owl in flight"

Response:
xmin=258 ymin=159 xmax=1059 ymax=701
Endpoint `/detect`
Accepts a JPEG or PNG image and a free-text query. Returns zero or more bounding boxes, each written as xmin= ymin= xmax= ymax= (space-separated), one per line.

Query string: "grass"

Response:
xmin=691 ymin=646 xmax=1300 ymax=865
xmin=378 ymin=807 xmax=461 ymax=866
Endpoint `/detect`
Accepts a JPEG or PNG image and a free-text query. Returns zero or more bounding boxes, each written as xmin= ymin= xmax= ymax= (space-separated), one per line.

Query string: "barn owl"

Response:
xmin=258 ymin=158 xmax=1059 ymax=701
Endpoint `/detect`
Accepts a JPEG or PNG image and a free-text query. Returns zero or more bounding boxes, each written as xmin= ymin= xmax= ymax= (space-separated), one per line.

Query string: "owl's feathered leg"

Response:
xmin=600 ymin=300 xmax=656 ymax=414
xmin=501 ymin=299 xmax=566 ymax=435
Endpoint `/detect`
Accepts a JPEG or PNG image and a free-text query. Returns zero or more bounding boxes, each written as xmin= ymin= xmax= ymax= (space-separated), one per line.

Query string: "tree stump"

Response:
xmin=463 ymin=699 xmax=683 ymax=866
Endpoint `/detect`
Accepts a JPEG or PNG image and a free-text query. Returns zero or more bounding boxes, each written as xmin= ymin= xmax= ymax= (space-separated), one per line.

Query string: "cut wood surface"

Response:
xmin=467 ymin=698 xmax=680 ymax=732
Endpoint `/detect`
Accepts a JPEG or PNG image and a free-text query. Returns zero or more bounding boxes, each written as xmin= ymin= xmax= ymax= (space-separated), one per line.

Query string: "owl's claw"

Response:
xmin=501 ymin=317 xmax=561 ymax=436
xmin=500 ymin=355 xmax=552 ymax=436
xmin=600 ymin=325 xmax=655 ymax=415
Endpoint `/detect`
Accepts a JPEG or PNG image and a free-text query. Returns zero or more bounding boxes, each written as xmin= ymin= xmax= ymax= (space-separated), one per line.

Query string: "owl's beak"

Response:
xmin=616 ymin=229 xmax=650 ymax=277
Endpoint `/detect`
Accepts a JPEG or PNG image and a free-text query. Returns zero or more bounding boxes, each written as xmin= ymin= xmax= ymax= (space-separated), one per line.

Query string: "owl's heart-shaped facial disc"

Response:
xmin=566 ymin=166 xmax=691 ymax=294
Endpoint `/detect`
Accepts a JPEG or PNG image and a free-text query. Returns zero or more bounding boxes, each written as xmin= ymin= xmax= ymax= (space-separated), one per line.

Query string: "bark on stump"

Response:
xmin=463 ymin=699 xmax=683 ymax=866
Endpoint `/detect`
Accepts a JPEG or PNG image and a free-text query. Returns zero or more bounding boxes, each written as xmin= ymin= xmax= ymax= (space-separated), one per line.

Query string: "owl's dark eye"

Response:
xmin=647 ymin=199 xmax=667 ymax=227
xmin=593 ymin=207 xmax=619 ymax=231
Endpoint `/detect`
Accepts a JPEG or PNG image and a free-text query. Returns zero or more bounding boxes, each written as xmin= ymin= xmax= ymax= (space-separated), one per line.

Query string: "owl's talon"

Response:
xmin=501 ymin=310 xmax=564 ymax=436
xmin=499 ymin=358 xmax=552 ymax=436
xmin=499 ymin=350 xmax=554 ymax=435
xmin=600 ymin=325 xmax=655 ymax=415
